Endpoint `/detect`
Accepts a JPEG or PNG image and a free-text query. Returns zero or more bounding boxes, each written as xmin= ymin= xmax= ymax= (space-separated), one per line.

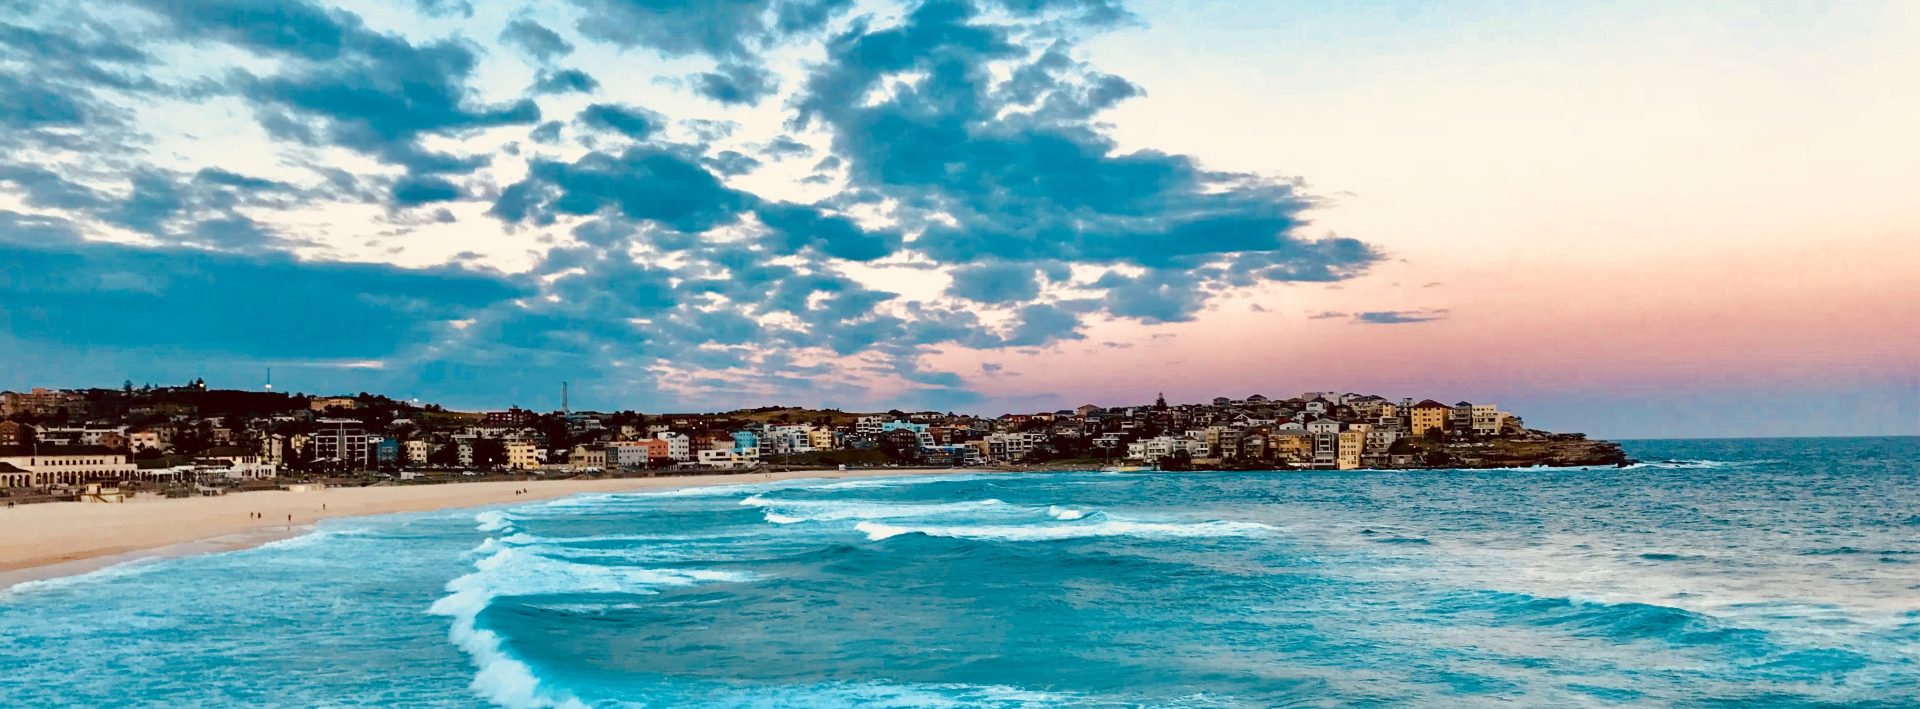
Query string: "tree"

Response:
xmin=428 ymin=442 xmax=460 ymax=468
xmin=472 ymin=438 xmax=507 ymax=469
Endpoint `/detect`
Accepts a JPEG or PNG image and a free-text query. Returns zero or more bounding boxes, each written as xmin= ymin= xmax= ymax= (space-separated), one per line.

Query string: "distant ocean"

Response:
xmin=2 ymin=437 xmax=1915 ymax=707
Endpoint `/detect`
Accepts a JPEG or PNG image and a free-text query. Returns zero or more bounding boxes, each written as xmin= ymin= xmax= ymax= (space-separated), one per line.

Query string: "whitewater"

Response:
xmin=1 ymin=437 xmax=1914 ymax=707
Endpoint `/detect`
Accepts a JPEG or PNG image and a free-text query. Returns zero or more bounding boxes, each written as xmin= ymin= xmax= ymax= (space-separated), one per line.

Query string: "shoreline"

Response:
xmin=0 ymin=468 xmax=986 ymax=592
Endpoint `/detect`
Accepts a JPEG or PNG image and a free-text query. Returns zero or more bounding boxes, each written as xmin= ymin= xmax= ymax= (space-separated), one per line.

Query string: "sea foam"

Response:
xmin=855 ymin=518 xmax=1274 ymax=543
xmin=740 ymin=495 xmax=1008 ymax=524
xmin=430 ymin=544 xmax=755 ymax=708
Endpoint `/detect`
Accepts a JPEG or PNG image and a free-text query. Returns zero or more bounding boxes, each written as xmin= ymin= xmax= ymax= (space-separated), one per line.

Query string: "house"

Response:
xmin=1269 ymin=430 xmax=1313 ymax=464
xmin=1451 ymin=402 xmax=1476 ymax=430
xmin=196 ymin=447 xmax=279 ymax=479
xmin=807 ymin=427 xmax=837 ymax=451
xmin=655 ymin=432 xmax=692 ymax=461
xmin=569 ymin=445 xmax=607 ymax=471
xmin=697 ymin=449 xmax=757 ymax=469
xmin=0 ymin=421 xmax=32 ymax=446
xmin=128 ymin=424 xmax=171 ymax=453
xmin=880 ymin=421 xmax=936 ymax=449
xmin=485 ymin=408 xmax=535 ymax=427
xmin=404 ymin=439 xmax=429 ymax=466
xmin=607 ymin=442 xmax=654 ymax=469
xmin=311 ymin=418 xmax=373 ymax=469
xmin=1336 ymin=429 xmax=1366 ymax=470
xmin=1470 ymin=404 xmax=1507 ymax=436
xmin=1311 ymin=432 xmax=1339 ymax=468
xmin=506 ymin=440 xmax=539 ymax=470
xmin=309 ymin=397 xmax=357 ymax=412
xmin=1409 ymin=400 xmax=1450 ymax=435
xmin=1305 ymin=419 xmax=1342 ymax=435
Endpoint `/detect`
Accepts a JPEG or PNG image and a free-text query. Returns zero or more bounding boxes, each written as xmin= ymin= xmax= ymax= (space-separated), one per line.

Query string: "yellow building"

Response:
xmin=1410 ymin=400 xmax=1450 ymax=435
xmin=1270 ymin=432 xmax=1312 ymax=464
xmin=1336 ymin=430 xmax=1366 ymax=470
xmin=807 ymin=427 xmax=837 ymax=451
xmin=506 ymin=440 xmax=539 ymax=470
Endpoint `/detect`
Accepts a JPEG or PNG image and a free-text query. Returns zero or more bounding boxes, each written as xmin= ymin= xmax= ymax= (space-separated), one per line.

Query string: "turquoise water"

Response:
xmin=2 ymin=437 xmax=1915 ymax=707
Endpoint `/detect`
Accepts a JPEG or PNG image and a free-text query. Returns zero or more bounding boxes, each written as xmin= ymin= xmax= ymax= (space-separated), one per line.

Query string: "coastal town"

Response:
xmin=0 ymin=381 xmax=1629 ymax=504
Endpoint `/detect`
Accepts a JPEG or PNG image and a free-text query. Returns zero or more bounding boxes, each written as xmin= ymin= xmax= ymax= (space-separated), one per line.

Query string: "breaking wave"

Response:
xmin=433 ymin=512 xmax=756 ymax=708
xmin=855 ymin=518 xmax=1274 ymax=543
xmin=740 ymin=495 xmax=1008 ymax=524
xmin=1047 ymin=505 xmax=1088 ymax=520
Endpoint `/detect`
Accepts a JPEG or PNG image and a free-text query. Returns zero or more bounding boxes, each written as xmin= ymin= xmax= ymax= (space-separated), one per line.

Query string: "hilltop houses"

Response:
xmin=0 ymin=382 xmax=1534 ymax=502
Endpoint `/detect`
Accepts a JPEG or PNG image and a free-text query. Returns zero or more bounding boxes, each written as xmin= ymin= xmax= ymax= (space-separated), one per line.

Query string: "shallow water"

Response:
xmin=2 ymin=437 xmax=1915 ymax=707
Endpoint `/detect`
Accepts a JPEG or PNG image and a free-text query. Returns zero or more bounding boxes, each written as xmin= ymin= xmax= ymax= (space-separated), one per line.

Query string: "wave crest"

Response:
xmin=855 ymin=518 xmax=1273 ymax=543
xmin=430 ymin=546 xmax=753 ymax=707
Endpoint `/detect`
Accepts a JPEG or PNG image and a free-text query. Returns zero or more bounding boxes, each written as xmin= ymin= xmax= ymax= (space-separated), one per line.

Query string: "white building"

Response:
xmin=655 ymin=432 xmax=692 ymax=461
xmin=0 ymin=445 xmax=139 ymax=487
xmin=761 ymin=424 xmax=815 ymax=455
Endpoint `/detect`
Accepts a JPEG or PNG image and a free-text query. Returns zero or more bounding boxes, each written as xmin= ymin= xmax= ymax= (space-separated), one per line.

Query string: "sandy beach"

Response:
xmin=0 ymin=468 xmax=974 ymax=589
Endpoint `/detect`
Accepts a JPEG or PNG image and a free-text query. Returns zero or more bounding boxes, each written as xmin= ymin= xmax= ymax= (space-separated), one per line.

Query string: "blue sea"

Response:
xmin=2 ymin=437 xmax=1915 ymax=707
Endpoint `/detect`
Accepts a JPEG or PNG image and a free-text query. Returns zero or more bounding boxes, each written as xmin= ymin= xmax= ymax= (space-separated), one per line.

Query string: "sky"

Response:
xmin=0 ymin=0 xmax=1915 ymax=438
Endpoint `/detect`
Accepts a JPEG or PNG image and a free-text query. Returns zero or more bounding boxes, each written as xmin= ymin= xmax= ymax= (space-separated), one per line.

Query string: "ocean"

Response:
xmin=1 ymin=437 xmax=1914 ymax=707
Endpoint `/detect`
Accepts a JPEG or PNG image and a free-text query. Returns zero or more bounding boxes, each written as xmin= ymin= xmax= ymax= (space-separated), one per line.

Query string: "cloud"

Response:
xmin=577 ymin=103 xmax=665 ymax=140
xmin=131 ymin=0 xmax=540 ymax=177
xmin=760 ymin=135 xmax=814 ymax=159
xmin=794 ymin=0 xmax=1380 ymax=328
xmin=561 ymin=0 xmax=852 ymax=59
xmin=532 ymin=68 xmax=599 ymax=95
xmin=492 ymin=146 xmax=749 ymax=231
xmin=701 ymin=150 xmax=762 ymax=176
xmin=500 ymin=18 xmax=573 ymax=61
xmin=946 ymin=261 xmax=1042 ymax=303
xmin=0 ymin=228 xmax=523 ymax=360
xmin=690 ymin=63 xmax=779 ymax=105
xmin=0 ymin=0 xmax=1389 ymax=413
xmin=1353 ymin=309 xmax=1449 ymax=324
xmin=392 ymin=175 xmax=464 ymax=206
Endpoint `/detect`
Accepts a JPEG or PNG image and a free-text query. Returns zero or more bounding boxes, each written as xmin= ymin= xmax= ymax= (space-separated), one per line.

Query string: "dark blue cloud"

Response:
xmin=754 ymin=202 xmax=900 ymax=261
xmin=1000 ymin=302 xmax=1087 ymax=346
xmin=0 ymin=230 xmax=524 ymax=359
xmin=795 ymin=0 xmax=1380 ymax=323
xmin=562 ymin=0 xmax=851 ymax=59
xmin=760 ymin=135 xmax=814 ymax=159
xmin=946 ymin=261 xmax=1042 ymax=303
xmin=0 ymin=162 xmax=311 ymax=251
xmin=392 ymin=175 xmax=463 ymax=206
xmin=0 ymin=20 xmax=152 ymax=150
xmin=532 ymin=68 xmax=599 ymax=95
xmin=493 ymin=147 xmax=748 ymax=232
xmin=701 ymin=150 xmax=762 ymax=176
xmin=690 ymin=63 xmax=779 ymax=105
xmin=500 ymin=18 xmax=573 ymax=61
xmin=578 ymin=103 xmax=665 ymax=140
